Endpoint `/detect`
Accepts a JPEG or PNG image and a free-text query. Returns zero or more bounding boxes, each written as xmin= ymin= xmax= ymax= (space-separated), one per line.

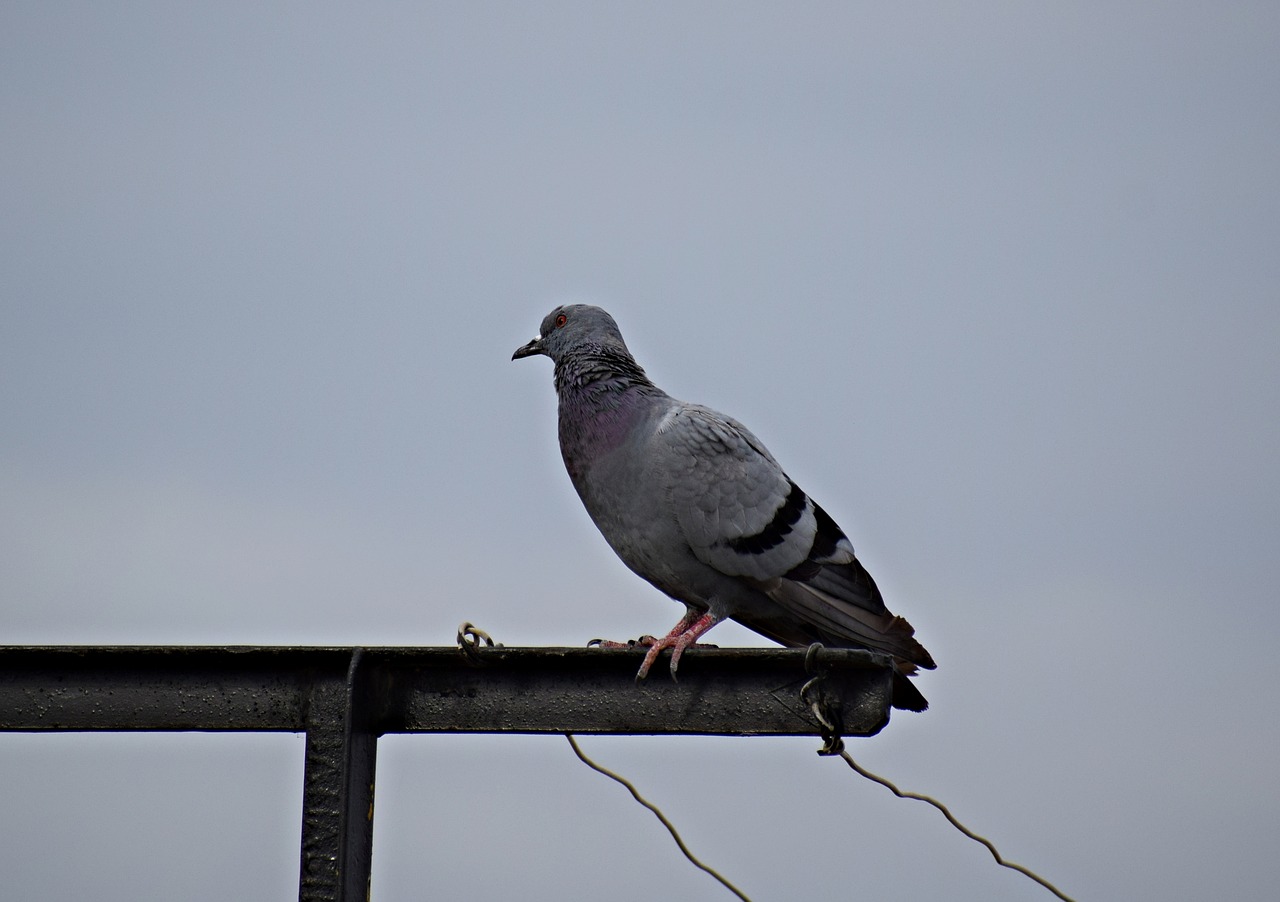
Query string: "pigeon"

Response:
xmin=513 ymin=304 xmax=935 ymax=711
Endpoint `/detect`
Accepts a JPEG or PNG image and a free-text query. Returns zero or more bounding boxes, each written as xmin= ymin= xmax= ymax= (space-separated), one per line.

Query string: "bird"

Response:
xmin=513 ymin=304 xmax=935 ymax=711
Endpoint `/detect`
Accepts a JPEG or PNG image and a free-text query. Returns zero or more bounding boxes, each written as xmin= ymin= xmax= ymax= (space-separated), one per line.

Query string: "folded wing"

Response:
xmin=662 ymin=405 xmax=935 ymax=677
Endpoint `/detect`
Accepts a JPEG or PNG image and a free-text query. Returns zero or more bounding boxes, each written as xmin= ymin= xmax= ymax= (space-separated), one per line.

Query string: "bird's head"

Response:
xmin=512 ymin=304 xmax=629 ymax=364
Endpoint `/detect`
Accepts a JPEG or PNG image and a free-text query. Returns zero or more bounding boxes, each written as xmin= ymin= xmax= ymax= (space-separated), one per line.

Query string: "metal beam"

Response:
xmin=298 ymin=649 xmax=377 ymax=902
xmin=0 ymin=645 xmax=894 ymax=736
xmin=2 ymin=644 xmax=896 ymax=902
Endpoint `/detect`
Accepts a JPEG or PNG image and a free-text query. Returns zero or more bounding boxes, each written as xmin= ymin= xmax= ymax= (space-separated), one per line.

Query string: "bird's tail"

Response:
xmin=891 ymin=670 xmax=930 ymax=712
xmin=769 ymin=579 xmax=935 ymax=669
xmin=763 ymin=579 xmax=935 ymax=711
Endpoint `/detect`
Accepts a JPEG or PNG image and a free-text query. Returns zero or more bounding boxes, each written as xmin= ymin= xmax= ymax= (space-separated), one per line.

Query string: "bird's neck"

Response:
xmin=554 ymin=350 xmax=662 ymax=479
xmin=553 ymin=348 xmax=655 ymax=397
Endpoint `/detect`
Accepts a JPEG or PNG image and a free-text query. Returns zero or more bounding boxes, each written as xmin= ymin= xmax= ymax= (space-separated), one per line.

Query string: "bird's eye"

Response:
xmin=555 ymin=313 xmax=568 ymax=328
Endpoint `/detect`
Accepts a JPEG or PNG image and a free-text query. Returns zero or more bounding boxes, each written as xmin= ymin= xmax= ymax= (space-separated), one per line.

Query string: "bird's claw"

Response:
xmin=636 ymin=635 xmax=718 ymax=682
xmin=587 ymin=635 xmax=658 ymax=649
xmin=587 ymin=637 xmax=642 ymax=649
xmin=588 ymin=632 xmax=718 ymax=683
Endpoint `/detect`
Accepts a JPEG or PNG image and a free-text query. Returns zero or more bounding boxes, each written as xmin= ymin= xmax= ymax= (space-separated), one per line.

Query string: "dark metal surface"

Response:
xmin=0 ymin=645 xmax=893 ymax=736
xmin=0 ymin=645 xmax=317 ymax=730
xmin=298 ymin=649 xmax=377 ymax=902
xmin=1 ymin=644 xmax=896 ymax=902
xmin=380 ymin=645 xmax=893 ymax=736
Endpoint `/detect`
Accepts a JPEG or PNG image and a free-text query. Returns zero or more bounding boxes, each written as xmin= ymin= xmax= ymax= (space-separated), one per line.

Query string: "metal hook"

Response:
xmin=800 ymin=643 xmax=845 ymax=755
xmin=456 ymin=621 xmax=500 ymax=667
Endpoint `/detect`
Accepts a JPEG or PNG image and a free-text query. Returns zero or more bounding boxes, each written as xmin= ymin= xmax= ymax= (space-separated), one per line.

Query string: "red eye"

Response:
xmin=555 ymin=313 xmax=567 ymax=328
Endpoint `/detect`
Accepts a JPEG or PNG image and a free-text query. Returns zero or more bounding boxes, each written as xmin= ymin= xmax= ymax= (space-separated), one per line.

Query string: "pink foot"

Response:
xmin=635 ymin=611 xmax=722 ymax=680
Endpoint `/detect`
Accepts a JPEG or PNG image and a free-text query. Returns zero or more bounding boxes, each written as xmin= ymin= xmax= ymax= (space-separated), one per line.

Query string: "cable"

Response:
xmin=565 ymin=733 xmax=752 ymax=902
xmin=835 ymin=750 xmax=1077 ymax=902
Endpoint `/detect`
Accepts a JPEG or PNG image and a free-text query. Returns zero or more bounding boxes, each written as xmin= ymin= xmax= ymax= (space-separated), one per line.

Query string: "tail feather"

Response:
xmin=755 ymin=572 xmax=935 ymax=713
xmin=769 ymin=578 xmax=935 ymax=670
xmin=893 ymin=670 xmax=929 ymax=712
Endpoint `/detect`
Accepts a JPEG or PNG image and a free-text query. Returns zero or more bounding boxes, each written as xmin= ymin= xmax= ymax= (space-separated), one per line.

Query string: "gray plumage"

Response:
xmin=513 ymin=304 xmax=935 ymax=711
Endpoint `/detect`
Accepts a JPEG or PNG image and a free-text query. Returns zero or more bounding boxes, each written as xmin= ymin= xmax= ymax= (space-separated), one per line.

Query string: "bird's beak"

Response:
xmin=512 ymin=335 xmax=544 ymax=360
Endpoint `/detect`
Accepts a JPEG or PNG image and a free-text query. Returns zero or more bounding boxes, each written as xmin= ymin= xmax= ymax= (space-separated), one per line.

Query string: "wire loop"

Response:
xmin=799 ymin=643 xmax=845 ymax=755
xmin=456 ymin=621 xmax=500 ymax=666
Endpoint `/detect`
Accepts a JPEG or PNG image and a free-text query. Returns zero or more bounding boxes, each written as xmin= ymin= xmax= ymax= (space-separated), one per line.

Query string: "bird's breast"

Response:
xmin=557 ymin=395 xmax=640 ymax=477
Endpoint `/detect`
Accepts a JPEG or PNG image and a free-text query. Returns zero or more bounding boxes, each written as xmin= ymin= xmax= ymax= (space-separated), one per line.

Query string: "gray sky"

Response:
xmin=2 ymin=3 xmax=1278 ymax=900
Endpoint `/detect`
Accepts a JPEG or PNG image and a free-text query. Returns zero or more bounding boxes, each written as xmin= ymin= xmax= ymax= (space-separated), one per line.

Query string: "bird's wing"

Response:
xmin=657 ymin=405 xmax=874 ymax=603
xmin=659 ymin=404 xmax=814 ymax=579
xmin=658 ymin=405 xmax=935 ymax=672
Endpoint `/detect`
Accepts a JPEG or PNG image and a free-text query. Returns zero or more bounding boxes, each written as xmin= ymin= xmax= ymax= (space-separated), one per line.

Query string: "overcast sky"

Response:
xmin=2 ymin=3 xmax=1278 ymax=900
